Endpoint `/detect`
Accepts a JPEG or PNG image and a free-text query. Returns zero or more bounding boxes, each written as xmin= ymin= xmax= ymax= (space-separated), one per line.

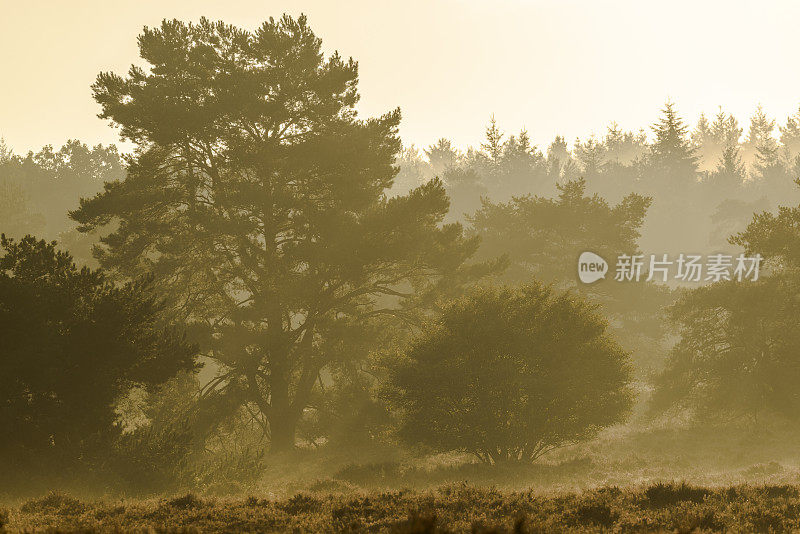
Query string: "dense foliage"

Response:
xmin=653 ymin=275 xmax=800 ymax=422
xmin=70 ymin=16 xmax=490 ymax=452
xmin=0 ymin=235 xmax=197 ymax=490
xmin=0 ymin=140 xmax=123 ymax=239
xmin=468 ymin=178 xmax=673 ymax=372
xmin=393 ymin=284 xmax=632 ymax=464
xmin=653 ymin=179 xmax=800 ymax=423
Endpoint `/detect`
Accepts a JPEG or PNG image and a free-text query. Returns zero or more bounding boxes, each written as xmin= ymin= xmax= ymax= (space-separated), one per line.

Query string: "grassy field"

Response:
xmin=5 ymin=424 xmax=800 ymax=532
xmin=5 ymin=482 xmax=800 ymax=532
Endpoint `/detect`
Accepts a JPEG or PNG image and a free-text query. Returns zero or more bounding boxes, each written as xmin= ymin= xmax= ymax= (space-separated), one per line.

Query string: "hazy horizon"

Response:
xmin=3 ymin=0 xmax=800 ymax=155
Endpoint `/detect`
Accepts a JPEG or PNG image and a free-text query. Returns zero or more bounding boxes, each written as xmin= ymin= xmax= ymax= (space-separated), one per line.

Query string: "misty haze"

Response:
xmin=4 ymin=2 xmax=800 ymax=532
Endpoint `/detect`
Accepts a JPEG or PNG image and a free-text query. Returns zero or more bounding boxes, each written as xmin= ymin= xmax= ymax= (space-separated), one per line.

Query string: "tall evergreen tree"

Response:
xmin=710 ymin=107 xmax=742 ymax=148
xmin=649 ymin=101 xmax=699 ymax=185
xmin=743 ymin=105 xmax=777 ymax=173
xmin=481 ymin=115 xmax=504 ymax=170
xmin=780 ymin=105 xmax=800 ymax=159
xmin=71 ymin=16 xmax=487 ymax=452
xmin=692 ymin=113 xmax=713 ymax=148
xmin=709 ymin=144 xmax=746 ymax=191
xmin=574 ymin=136 xmax=605 ymax=178
xmin=424 ymin=138 xmax=459 ymax=176
xmin=746 ymin=105 xmax=776 ymax=148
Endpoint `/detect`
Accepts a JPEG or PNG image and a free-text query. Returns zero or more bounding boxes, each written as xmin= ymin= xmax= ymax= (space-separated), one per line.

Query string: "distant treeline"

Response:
xmin=4 ymin=102 xmax=799 ymax=256
xmin=0 ymin=139 xmax=122 ymax=265
xmin=391 ymin=103 xmax=800 ymax=255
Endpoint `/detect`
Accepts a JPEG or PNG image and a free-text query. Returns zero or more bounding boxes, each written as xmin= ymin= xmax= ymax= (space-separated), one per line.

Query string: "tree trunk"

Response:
xmin=269 ymin=373 xmax=296 ymax=453
xmin=269 ymin=410 xmax=297 ymax=453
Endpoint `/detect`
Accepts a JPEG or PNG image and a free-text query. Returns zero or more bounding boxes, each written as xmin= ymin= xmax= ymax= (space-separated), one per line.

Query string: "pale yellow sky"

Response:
xmin=2 ymin=0 xmax=800 ymax=155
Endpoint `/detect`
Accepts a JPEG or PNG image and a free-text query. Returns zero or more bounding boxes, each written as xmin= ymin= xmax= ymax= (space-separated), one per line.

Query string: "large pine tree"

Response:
xmin=71 ymin=16 xmax=486 ymax=452
xmin=649 ymin=101 xmax=699 ymax=186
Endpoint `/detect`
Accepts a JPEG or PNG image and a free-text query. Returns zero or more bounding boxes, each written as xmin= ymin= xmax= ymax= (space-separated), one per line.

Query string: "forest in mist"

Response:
xmin=6 ymin=14 xmax=800 ymax=532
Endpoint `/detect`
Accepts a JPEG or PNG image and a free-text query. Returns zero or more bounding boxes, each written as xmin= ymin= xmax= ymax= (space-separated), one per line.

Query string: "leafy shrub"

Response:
xmin=0 ymin=237 xmax=197 ymax=493
xmin=393 ymin=284 xmax=633 ymax=464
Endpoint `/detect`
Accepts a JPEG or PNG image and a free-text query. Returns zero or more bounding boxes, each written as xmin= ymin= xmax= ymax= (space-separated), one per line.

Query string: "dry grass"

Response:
xmin=4 ymin=482 xmax=800 ymax=532
xmin=5 ymin=423 xmax=800 ymax=531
